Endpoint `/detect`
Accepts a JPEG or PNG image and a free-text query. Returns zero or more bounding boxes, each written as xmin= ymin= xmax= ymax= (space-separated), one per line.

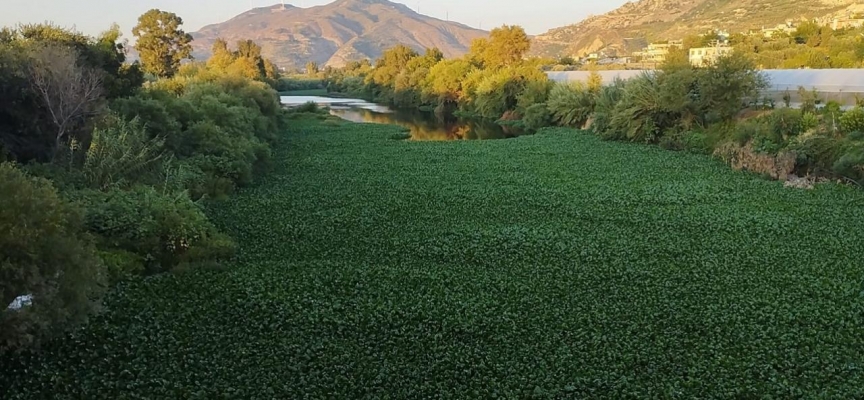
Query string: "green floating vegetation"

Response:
xmin=4 ymin=118 xmax=864 ymax=398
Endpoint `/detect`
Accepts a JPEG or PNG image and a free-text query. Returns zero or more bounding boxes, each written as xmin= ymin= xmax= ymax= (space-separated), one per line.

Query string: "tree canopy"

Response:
xmin=132 ymin=9 xmax=193 ymax=78
xmin=469 ymin=25 xmax=531 ymax=68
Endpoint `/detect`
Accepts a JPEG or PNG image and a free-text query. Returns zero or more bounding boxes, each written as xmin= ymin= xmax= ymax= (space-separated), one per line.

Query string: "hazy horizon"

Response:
xmin=1 ymin=0 xmax=629 ymax=38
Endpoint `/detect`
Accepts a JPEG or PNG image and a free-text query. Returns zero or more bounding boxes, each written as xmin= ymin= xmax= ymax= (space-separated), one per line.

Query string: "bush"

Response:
xmin=800 ymin=112 xmax=819 ymax=133
xmin=110 ymin=77 xmax=279 ymax=198
xmin=696 ymin=54 xmax=767 ymax=123
xmin=70 ymin=186 xmax=236 ymax=274
xmin=295 ymin=101 xmax=319 ymax=113
xmin=602 ymin=73 xmax=668 ymax=142
xmin=83 ymin=116 xmax=167 ymax=190
xmin=798 ymin=86 xmax=822 ymax=114
xmin=591 ymin=79 xmax=626 ymax=136
xmin=276 ymin=77 xmax=324 ymax=92
xmin=769 ymin=108 xmax=803 ymax=139
xmin=840 ymin=107 xmax=864 ymax=134
xmin=823 ymin=100 xmax=843 ymax=117
xmin=516 ymin=79 xmax=552 ymax=115
xmin=682 ymin=131 xmax=713 ymax=154
xmin=520 ymin=103 xmax=552 ymax=131
xmin=833 ymin=144 xmax=864 ymax=184
xmin=592 ymin=56 xmax=764 ymax=145
xmin=547 ymin=81 xmax=595 ymax=128
xmin=0 ymin=163 xmax=105 ymax=353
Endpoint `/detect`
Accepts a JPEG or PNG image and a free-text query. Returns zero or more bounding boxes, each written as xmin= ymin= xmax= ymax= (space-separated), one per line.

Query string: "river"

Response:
xmin=281 ymin=96 xmax=526 ymax=140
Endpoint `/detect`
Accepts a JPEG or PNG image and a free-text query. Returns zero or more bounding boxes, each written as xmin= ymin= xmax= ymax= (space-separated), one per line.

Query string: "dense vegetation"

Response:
xmin=538 ymin=56 xmax=864 ymax=185
xmin=731 ymin=21 xmax=864 ymax=69
xmin=324 ymin=28 xmax=864 ymax=185
xmin=3 ymin=114 xmax=864 ymax=398
xmin=324 ymin=25 xmax=547 ymax=120
xmin=3 ymin=8 xmax=864 ymax=397
xmin=0 ymin=11 xmax=285 ymax=353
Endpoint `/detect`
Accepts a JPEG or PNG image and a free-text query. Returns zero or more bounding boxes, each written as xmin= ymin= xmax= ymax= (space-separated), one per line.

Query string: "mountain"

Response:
xmin=531 ymin=0 xmax=861 ymax=58
xmin=190 ymin=0 xmax=488 ymax=68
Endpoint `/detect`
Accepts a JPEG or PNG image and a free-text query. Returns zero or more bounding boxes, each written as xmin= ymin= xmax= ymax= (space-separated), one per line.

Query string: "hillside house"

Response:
xmin=761 ymin=22 xmax=796 ymax=38
xmin=830 ymin=17 xmax=864 ymax=30
xmin=689 ymin=45 xmax=733 ymax=67
xmin=633 ymin=40 xmax=682 ymax=63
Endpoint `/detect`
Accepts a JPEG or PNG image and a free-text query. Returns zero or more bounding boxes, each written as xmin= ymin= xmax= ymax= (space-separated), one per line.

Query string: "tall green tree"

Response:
xmin=132 ymin=9 xmax=193 ymax=78
xmin=228 ymin=40 xmax=266 ymax=79
xmin=207 ymin=38 xmax=235 ymax=71
xmin=470 ymin=25 xmax=531 ymax=68
xmin=305 ymin=61 xmax=319 ymax=76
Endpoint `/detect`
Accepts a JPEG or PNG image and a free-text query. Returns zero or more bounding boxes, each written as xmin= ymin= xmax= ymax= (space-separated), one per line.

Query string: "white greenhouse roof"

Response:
xmin=546 ymin=69 xmax=864 ymax=93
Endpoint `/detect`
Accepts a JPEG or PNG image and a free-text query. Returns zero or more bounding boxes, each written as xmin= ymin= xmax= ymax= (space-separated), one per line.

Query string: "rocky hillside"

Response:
xmin=190 ymin=0 xmax=487 ymax=68
xmin=531 ymin=0 xmax=859 ymax=58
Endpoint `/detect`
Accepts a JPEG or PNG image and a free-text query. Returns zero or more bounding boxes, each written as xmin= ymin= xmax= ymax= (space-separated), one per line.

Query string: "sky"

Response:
xmin=0 ymin=0 xmax=630 ymax=39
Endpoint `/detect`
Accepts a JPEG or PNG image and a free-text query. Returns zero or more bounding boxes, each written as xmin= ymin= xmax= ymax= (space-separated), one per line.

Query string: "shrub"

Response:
xmin=111 ymin=78 xmax=278 ymax=198
xmin=823 ymin=100 xmax=842 ymax=117
xmin=602 ymin=73 xmax=668 ymax=142
xmin=520 ymin=103 xmax=552 ymax=131
xmin=276 ymin=77 xmax=324 ymax=92
xmin=733 ymin=119 xmax=772 ymax=147
xmin=833 ymin=144 xmax=864 ymax=184
xmin=98 ymin=248 xmax=145 ymax=283
xmin=83 ymin=116 xmax=167 ymax=190
xmin=798 ymin=86 xmax=822 ymax=114
xmin=840 ymin=107 xmax=864 ymax=134
xmin=547 ymin=81 xmax=595 ymax=128
xmin=800 ymin=112 xmax=819 ymax=133
xmin=70 ymin=186 xmax=235 ymax=274
xmin=790 ymin=135 xmax=850 ymax=176
xmin=695 ymin=54 xmax=767 ymax=123
xmin=682 ymin=131 xmax=713 ymax=154
xmin=295 ymin=101 xmax=319 ymax=113
xmin=516 ymin=79 xmax=552 ymax=115
xmin=109 ymin=95 xmax=184 ymax=141
xmin=591 ymin=79 xmax=626 ymax=136
xmin=769 ymin=108 xmax=803 ymax=139
xmin=0 ymin=163 xmax=105 ymax=353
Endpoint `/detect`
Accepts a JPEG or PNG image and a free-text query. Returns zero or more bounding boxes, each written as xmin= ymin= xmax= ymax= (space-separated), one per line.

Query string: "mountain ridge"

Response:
xmin=190 ymin=0 xmax=487 ymax=68
xmin=530 ymin=0 xmax=861 ymax=58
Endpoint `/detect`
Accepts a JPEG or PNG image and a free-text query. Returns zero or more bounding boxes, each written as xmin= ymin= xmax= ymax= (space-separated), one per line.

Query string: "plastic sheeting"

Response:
xmin=7 ymin=294 xmax=33 ymax=311
xmin=546 ymin=69 xmax=864 ymax=93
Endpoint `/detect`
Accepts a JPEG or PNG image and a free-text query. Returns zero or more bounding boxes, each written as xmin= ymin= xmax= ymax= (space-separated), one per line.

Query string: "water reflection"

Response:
xmin=281 ymin=96 xmax=525 ymax=141
xmin=331 ymin=107 xmax=524 ymax=140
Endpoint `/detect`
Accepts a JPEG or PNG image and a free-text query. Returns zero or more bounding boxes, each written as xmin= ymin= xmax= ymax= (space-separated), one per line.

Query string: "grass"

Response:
xmin=3 ymin=119 xmax=864 ymax=398
xmin=279 ymin=88 xmax=328 ymax=96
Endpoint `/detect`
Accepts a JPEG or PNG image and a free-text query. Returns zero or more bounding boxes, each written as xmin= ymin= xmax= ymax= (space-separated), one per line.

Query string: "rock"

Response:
xmin=784 ymin=175 xmax=815 ymax=190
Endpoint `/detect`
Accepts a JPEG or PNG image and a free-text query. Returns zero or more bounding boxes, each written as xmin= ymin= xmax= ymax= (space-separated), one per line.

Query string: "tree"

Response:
xmin=27 ymin=44 xmax=103 ymax=158
xmin=425 ymin=59 xmax=475 ymax=103
xmin=232 ymin=39 xmax=266 ymax=79
xmin=661 ymin=46 xmax=691 ymax=70
xmin=369 ymin=44 xmax=418 ymax=88
xmin=263 ymin=59 xmax=280 ymax=80
xmin=208 ymin=38 xmax=235 ymax=71
xmin=467 ymin=38 xmax=489 ymax=66
xmin=305 ymin=61 xmax=319 ymax=76
xmin=471 ymin=25 xmax=531 ymax=68
xmin=132 ymin=9 xmax=193 ymax=78
xmin=0 ymin=162 xmax=105 ymax=353
xmin=236 ymin=39 xmax=262 ymax=59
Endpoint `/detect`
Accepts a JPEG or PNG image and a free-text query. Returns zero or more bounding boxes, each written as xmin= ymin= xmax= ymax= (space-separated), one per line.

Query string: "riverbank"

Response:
xmin=4 ymin=116 xmax=864 ymax=398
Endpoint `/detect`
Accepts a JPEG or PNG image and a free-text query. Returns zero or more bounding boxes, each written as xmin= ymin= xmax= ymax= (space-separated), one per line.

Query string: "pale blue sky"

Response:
xmin=0 ymin=0 xmax=628 ymax=38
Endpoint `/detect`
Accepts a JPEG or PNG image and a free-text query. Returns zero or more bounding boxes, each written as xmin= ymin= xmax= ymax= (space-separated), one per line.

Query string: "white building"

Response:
xmin=689 ymin=46 xmax=733 ymax=67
